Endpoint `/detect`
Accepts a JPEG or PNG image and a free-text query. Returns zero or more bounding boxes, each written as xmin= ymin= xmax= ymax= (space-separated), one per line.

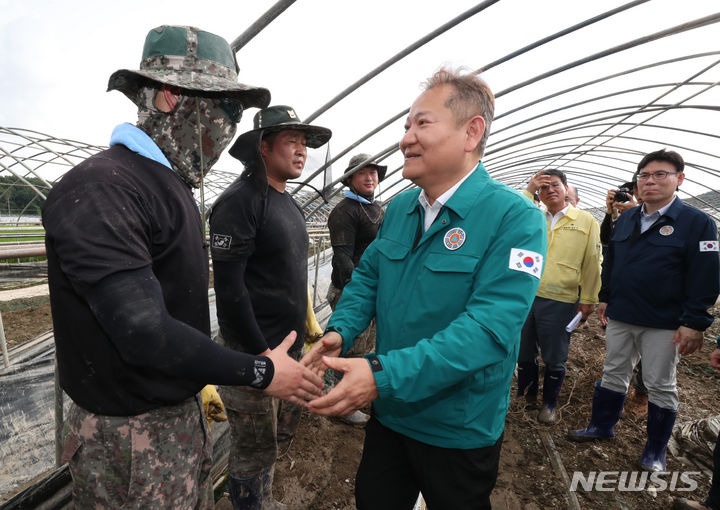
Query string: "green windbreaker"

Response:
xmin=328 ymin=163 xmax=547 ymax=448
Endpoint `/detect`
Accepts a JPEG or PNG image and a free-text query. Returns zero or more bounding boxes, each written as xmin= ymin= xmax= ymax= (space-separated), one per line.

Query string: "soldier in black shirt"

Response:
xmin=209 ymin=105 xmax=331 ymax=510
xmin=43 ymin=27 xmax=322 ymax=510
xmin=326 ymin=153 xmax=386 ymax=425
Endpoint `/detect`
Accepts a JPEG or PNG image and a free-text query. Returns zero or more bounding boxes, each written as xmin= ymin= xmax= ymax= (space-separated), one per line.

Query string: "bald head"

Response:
xmin=566 ymin=185 xmax=579 ymax=206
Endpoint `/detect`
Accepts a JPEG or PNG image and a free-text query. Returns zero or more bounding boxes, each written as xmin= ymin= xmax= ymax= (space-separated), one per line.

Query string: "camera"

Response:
xmin=614 ymin=187 xmax=633 ymax=203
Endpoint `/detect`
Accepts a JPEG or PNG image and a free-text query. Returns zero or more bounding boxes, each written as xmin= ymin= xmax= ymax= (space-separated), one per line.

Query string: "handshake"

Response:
xmin=262 ymin=330 xmax=377 ymax=417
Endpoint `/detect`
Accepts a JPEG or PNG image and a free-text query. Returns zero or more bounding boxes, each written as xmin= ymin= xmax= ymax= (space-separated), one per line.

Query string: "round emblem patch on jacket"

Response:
xmin=443 ymin=228 xmax=466 ymax=250
xmin=659 ymin=226 xmax=674 ymax=236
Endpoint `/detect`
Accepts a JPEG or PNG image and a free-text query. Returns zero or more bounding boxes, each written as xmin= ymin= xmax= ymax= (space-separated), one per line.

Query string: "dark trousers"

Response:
xmin=355 ymin=416 xmax=502 ymax=510
xmin=518 ymin=296 xmax=575 ymax=372
xmin=707 ymin=432 xmax=720 ymax=509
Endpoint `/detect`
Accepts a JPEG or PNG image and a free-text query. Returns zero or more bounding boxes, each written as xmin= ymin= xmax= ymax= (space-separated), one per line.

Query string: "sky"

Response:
xmin=1 ymin=0 xmax=719 ymax=210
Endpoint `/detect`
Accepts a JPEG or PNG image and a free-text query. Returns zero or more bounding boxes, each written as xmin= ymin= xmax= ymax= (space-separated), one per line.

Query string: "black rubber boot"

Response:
xmin=229 ymin=474 xmax=263 ymax=510
xmin=568 ymin=382 xmax=626 ymax=441
xmin=516 ymin=360 xmax=539 ymax=403
xmin=538 ymin=369 xmax=565 ymax=424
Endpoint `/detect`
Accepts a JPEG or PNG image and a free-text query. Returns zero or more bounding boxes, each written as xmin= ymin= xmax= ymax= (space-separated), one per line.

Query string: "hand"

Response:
xmin=672 ymin=326 xmax=704 ymax=355
xmin=577 ymin=303 xmax=594 ymax=321
xmin=264 ymin=331 xmax=324 ymax=405
xmin=300 ymin=331 xmax=343 ymax=378
xmin=615 ymin=196 xmax=638 ymax=215
xmin=597 ymin=302 xmax=608 ymax=327
xmin=307 ymin=356 xmax=378 ymax=416
xmin=710 ymin=349 xmax=720 ymax=369
xmin=605 ymin=190 xmax=617 ymax=211
xmin=526 ymin=170 xmax=551 ymax=194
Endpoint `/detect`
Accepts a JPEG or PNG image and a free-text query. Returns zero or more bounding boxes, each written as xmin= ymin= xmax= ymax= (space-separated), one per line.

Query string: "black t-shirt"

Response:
xmin=327 ymin=197 xmax=383 ymax=288
xmin=210 ymin=175 xmax=308 ymax=353
xmin=43 ymin=145 xmax=211 ymax=414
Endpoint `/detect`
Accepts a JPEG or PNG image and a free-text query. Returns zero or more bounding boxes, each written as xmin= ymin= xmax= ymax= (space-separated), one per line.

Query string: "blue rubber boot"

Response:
xmin=516 ymin=360 xmax=539 ymax=403
xmin=640 ymin=401 xmax=677 ymax=472
xmin=538 ymin=369 xmax=565 ymax=424
xmin=568 ymin=382 xmax=626 ymax=442
xmin=229 ymin=474 xmax=263 ymax=510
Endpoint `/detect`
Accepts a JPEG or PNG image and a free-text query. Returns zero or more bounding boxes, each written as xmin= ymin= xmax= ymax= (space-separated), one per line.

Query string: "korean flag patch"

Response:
xmin=699 ymin=240 xmax=718 ymax=252
xmin=509 ymin=248 xmax=543 ymax=279
xmin=212 ymin=234 xmax=232 ymax=250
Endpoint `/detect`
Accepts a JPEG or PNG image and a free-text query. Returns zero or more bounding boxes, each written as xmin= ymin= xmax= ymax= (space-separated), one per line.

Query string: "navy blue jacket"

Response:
xmin=600 ymin=198 xmax=719 ymax=331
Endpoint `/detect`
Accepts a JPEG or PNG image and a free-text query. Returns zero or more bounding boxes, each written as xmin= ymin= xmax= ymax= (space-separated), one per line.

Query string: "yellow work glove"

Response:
xmin=200 ymin=385 xmax=227 ymax=427
xmin=304 ymin=286 xmax=324 ymax=352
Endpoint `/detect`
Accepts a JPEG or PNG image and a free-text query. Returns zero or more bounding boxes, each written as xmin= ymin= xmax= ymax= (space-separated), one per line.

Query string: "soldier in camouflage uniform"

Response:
xmin=44 ymin=26 xmax=323 ymax=510
xmin=209 ymin=105 xmax=331 ymax=510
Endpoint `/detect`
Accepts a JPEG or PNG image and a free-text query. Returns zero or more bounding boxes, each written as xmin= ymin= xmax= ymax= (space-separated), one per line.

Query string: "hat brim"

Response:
xmin=228 ymin=122 xmax=332 ymax=163
xmin=342 ymin=163 xmax=387 ymax=185
xmin=108 ymin=69 xmax=271 ymax=109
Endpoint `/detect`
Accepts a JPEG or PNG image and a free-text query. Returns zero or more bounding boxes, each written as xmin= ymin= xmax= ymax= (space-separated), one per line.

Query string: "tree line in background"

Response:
xmin=0 ymin=176 xmax=50 ymax=217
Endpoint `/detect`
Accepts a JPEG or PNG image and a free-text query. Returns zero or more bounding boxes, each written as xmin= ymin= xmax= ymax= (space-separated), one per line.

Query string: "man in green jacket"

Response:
xmin=303 ymin=67 xmax=547 ymax=510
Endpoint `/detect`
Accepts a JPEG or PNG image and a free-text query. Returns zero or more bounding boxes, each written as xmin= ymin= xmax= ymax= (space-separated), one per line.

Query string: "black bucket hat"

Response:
xmin=229 ymin=105 xmax=331 ymax=165
xmin=342 ymin=153 xmax=387 ymax=186
xmin=108 ymin=25 xmax=270 ymax=109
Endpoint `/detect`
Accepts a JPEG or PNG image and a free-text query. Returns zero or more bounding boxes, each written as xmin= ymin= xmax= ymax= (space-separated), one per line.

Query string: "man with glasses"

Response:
xmin=43 ymin=27 xmax=323 ymax=509
xmin=570 ymin=149 xmax=720 ymax=474
xmin=518 ymin=169 xmax=602 ymax=424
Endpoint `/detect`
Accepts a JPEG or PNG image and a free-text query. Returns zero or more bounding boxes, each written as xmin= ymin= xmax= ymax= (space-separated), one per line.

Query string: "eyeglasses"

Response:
xmin=636 ymin=171 xmax=679 ymax=181
xmin=539 ymin=182 xmax=564 ymax=192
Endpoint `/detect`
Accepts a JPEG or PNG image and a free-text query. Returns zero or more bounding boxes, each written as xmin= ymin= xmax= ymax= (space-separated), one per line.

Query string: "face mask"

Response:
xmin=136 ymin=87 xmax=240 ymax=188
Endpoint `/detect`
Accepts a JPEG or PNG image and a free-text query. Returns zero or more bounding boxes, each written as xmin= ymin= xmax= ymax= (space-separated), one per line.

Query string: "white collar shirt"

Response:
xmin=418 ymin=167 xmax=476 ymax=231
xmin=546 ymin=204 xmax=570 ymax=230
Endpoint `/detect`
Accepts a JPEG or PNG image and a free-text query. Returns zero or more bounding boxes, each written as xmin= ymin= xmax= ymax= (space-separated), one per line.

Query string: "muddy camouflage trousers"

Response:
xmin=62 ymin=394 xmax=213 ymax=509
xmin=220 ymin=381 xmax=302 ymax=477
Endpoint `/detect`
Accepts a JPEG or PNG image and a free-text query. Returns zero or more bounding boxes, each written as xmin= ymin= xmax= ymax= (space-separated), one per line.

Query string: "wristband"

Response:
xmin=250 ymin=357 xmax=274 ymax=389
xmin=716 ymin=335 xmax=720 ymax=349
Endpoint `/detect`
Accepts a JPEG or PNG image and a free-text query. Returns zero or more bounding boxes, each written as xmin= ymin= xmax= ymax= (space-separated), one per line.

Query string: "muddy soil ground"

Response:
xmin=1 ymin=294 xmax=51 ymax=349
xmin=5 ymin=294 xmax=719 ymax=509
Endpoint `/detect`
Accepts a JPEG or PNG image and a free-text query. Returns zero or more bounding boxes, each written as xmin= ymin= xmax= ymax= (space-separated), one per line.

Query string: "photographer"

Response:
xmin=600 ymin=181 xmax=639 ymax=247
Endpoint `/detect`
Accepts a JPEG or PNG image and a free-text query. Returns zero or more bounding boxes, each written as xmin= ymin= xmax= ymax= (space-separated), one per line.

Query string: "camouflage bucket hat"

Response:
xmin=229 ymin=105 xmax=332 ymax=164
xmin=342 ymin=153 xmax=387 ymax=186
xmin=108 ymin=25 xmax=270 ymax=109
